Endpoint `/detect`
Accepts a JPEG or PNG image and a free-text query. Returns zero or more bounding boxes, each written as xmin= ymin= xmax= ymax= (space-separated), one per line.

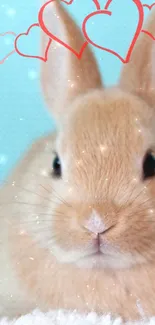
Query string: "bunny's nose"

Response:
xmin=84 ymin=210 xmax=107 ymax=235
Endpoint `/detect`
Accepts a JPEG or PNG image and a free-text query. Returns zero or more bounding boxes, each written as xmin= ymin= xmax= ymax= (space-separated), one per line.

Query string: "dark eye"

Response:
xmin=143 ymin=151 xmax=155 ymax=180
xmin=52 ymin=154 xmax=61 ymax=178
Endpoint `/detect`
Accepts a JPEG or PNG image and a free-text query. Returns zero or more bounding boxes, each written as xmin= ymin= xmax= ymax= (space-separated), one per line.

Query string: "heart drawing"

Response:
xmin=82 ymin=0 xmax=144 ymax=63
xmin=92 ymin=0 xmax=101 ymax=10
xmin=14 ymin=23 xmax=52 ymax=61
xmin=0 ymin=31 xmax=16 ymax=64
xmin=38 ymin=0 xmax=89 ymax=59
xmin=1 ymin=0 xmax=150 ymax=64
xmin=143 ymin=3 xmax=155 ymax=10
xmin=38 ymin=0 xmax=144 ymax=63
xmin=61 ymin=0 xmax=74 ymax=3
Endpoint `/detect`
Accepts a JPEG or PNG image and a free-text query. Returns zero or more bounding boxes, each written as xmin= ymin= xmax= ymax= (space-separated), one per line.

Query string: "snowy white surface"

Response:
xmin=0 ymin=309 xmax=155 ymax=325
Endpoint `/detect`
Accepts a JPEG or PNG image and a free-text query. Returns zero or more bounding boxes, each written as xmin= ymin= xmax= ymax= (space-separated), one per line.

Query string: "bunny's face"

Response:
xmin=33 ymin=87 xmax=155 ymax=270
xmin=32 ymin=2 xmax=155 ymax=269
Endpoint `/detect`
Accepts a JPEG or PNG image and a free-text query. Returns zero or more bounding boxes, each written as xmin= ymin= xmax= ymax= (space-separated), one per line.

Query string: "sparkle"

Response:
xmin=143 ymin=186 xmax=147 ymax=194
xmin=67 ymin=79 xmax=75 ymax=89
xmin=0 ymin=154 xmax=7 ymax=165
xmin=19 ymin=230 xmax=26 ymax=236
xmin=28 ymin=69 xmax=38 ymax=80
xmin=40 ymin=169 xmax=48 ymax=176
xmin=138 ymin=129 xmax=142 ymax=133
xmin=45 ymin=143 xmax=50 ymax=151
xmin=6 ymin=8 xmax=16 ymax=17
xmin=99 ymin=145 xmax=107 ymax=152
xmin=76 ymin=160 xmax=82 ymax=166
xmin=4 ymin=37 xmax=13 ymax=45
xmin=53 ymin=43 xmax=61 ymax=49
xmin=149 ymin=209 xmax=154 ymax=214
xmin=29 ymin=257 xmax=34 ymax=261
xmin=132 ymin=177 xmax=138 ymax=183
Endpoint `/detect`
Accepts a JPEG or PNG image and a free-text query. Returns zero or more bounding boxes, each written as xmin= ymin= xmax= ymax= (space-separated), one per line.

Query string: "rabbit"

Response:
xmin=0 ymin=0 xmax=155 ymax=321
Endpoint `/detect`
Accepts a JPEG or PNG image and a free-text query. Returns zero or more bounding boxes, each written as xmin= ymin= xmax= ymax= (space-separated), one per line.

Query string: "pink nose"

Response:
xmin=85 ymin=210 xmax=106 ymax=234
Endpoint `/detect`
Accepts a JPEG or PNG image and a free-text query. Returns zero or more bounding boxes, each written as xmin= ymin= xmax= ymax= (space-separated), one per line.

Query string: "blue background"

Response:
xmin=0 ymin=0 xmax=152 ymax=182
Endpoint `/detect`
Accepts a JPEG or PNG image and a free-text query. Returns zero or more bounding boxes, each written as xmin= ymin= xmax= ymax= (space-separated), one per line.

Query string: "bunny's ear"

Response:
xmin=40 ymin=0 xmax=102 ymax=123
xmin=120 ymin=8 xmax=155 ymax=107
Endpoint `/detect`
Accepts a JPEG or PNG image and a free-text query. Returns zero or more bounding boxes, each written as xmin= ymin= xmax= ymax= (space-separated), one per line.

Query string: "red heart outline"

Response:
xmin=105 ymin=0 xmax=112 ymax=9
xmin=61 ymin=0 xmax=100 ymax=5
xmin=141 ymin=3 xmax=155 ymax=40
xmin=82 ymin=0 xmax=144 ymax=63
xmin=38 ymin=0 xmax=89 ymax=59
xmin=61 ymin=0 xmax=74 ymax=3
xmin=141 ymin=29 xmax=155 ymax=40
xmin=143 ymin=3 xmax=155 ymax=10
xmin=92 ymin=0 xmax=101 ymax=10
xmin=14 ymin=23 xmax=52 ymax=61
xmin=0 ymin=31 xmax=16 ymax=65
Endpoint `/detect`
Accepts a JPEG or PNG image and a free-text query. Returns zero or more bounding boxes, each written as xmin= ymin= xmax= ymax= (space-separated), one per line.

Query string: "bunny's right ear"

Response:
xmin=120 ymin=8 xmax=155 ymax=107
xmin=40 ymin=1 xmax=102 ymax=123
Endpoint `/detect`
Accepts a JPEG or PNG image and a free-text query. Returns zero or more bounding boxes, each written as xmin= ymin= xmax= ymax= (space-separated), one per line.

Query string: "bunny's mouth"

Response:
xmin=75 ymin=248 xmax=138 ymax=270
xmin=76 ymin=251 xmax=108 ymax=269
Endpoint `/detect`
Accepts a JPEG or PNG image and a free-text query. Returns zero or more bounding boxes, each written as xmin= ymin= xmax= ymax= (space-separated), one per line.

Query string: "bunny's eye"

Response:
xmin=143 ymin=151 xmax=155 ymax=180
xmin=52 ymin=154 xmax=61 ymax=178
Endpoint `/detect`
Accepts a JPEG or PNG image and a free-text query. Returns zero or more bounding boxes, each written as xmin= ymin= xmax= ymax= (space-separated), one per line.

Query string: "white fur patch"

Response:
xmin=1 ymin=308 xmax=154 ymax=324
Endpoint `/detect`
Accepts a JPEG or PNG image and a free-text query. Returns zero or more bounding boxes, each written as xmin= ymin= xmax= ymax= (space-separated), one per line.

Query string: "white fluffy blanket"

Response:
xmin=0 ymin=310 xmax=155 ymax=325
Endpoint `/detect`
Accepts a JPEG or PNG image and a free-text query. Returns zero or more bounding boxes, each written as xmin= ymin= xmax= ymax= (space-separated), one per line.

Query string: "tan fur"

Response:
xmin=120 ymin=7 xmax=155 ymax=107
xmin=1 ymin=2 xmax=155 ymax=321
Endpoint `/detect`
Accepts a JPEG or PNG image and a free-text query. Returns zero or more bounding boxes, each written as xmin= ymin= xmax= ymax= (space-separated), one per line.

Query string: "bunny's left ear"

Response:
xmin=40 ymin=0 xmax=102 ymax=123
xmin=120 ymin=8 xmax=155 ymax=107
